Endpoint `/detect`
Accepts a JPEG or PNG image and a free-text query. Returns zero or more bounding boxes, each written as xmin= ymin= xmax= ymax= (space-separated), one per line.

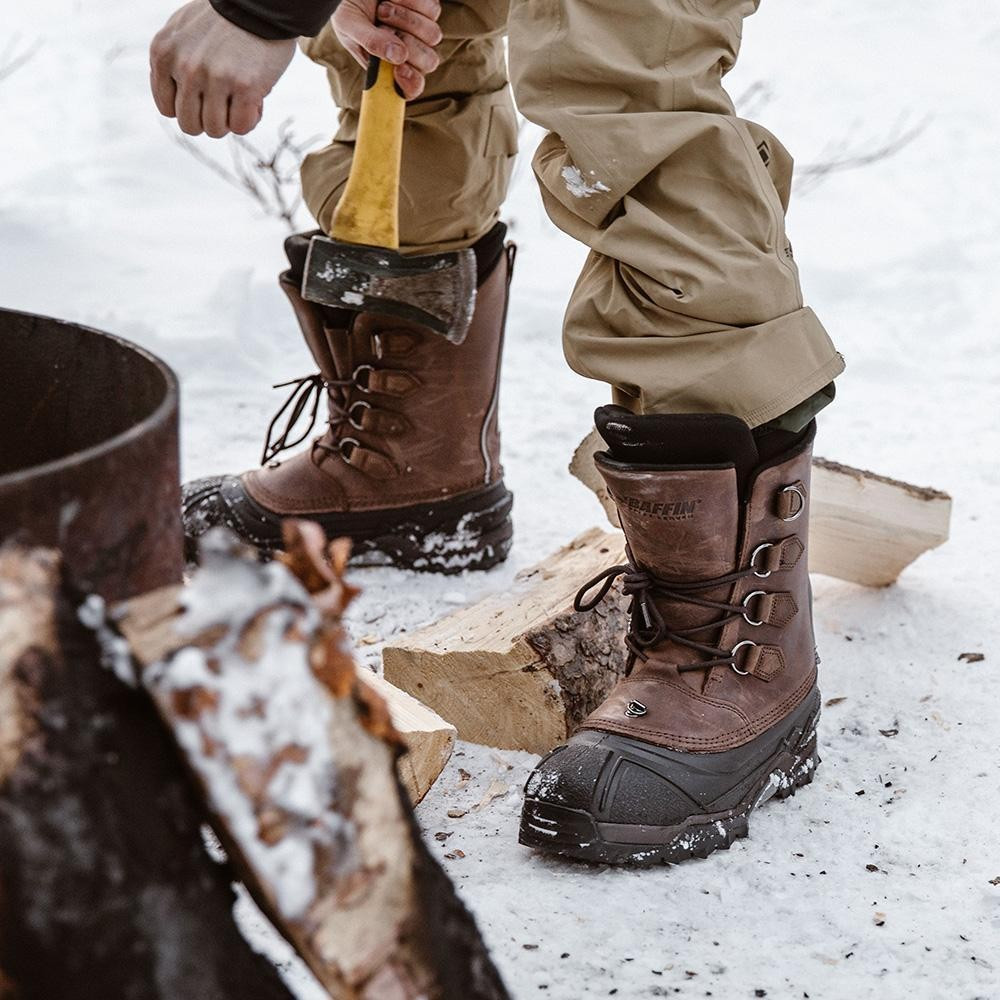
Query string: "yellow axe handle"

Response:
xmin=330 ymin=57 xmax=406 ymax=250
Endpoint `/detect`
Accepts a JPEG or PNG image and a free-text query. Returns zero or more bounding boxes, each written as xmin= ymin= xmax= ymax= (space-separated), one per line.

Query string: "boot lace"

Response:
xmin=260 ymin=373 xmax=359 ymax=465
xmin=575 ymin=547 xmax=757 ymax=674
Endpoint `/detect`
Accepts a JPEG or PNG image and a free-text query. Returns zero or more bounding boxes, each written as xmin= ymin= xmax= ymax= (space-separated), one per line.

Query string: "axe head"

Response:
xmin=301 ymin=236 xmax=477 ymax=344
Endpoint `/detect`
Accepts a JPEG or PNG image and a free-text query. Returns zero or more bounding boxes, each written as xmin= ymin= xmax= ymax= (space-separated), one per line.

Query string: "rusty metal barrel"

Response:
xmin=0 ymin=307 xmax=183 ymax=601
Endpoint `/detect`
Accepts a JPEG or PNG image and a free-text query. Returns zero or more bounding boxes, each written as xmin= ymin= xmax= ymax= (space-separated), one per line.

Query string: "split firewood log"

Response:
xmin=131 ymin=523 xmax=510 ymax=1000
xmin=1 ymin=527 xmax=509 ymax=1000
xmin=570 ymin=429 xmax=952 ymax=587
xmin=117 ymin=586 xmax=456 ymax=806
xmin=384 ymin=527 xmax=629 ymax=754
xmin=0 ymin=542 xmax=298 ymax=1000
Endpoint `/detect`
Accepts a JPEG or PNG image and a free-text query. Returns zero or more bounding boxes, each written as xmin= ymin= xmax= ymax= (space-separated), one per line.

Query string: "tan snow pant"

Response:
xmin=300 ymin=0 xmax=844 ymax=426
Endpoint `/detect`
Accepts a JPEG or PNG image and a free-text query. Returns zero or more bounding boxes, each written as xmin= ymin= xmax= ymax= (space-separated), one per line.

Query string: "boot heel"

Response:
xmin=353 ymin=481 xmax=514 ymax=574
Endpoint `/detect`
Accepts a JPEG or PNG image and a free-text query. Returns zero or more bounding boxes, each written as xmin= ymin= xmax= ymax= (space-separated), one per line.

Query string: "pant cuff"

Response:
xmin=642 ymin=307 xmax=846 ymax=428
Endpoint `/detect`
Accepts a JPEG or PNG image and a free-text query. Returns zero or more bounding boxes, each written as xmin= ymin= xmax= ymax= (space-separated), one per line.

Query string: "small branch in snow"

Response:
xmin=735 ymin=80 xmax=777 ymax=119
xmin=735 ymin=80 xmax=928 ymax=196
xmin=0 ymin=34 xmax=42 ymax=84
xmin=796 ymin=115 xmax=930 ymax=194
xmin=172 ymin=117 xmax=321 ymax=231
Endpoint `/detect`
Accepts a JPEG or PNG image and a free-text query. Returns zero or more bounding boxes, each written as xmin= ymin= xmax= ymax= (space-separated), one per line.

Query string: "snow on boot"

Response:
xmin=519 ymin=405 xmax=821 ymax=865
xmin=183 ymin=224 xmax=515 ymax=573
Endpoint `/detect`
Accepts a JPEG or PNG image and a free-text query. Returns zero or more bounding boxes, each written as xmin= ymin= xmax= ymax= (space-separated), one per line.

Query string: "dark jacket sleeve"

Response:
xmin=209 ymin=0 xmax=340 ymax=39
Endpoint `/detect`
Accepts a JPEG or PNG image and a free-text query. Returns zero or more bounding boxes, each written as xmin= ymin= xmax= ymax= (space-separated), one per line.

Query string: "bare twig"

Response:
xmin=735 ymin=80 xmax=776 ymax=119
xmin=796 ymin=115 xmax=929 ymax=194
xmin=736 ymin=80 xmax=927 ymax=194
xmin=0 ymin=35 xmax=42 ymax=83
xmin=172 ymin=118 xmax=321 ymax=230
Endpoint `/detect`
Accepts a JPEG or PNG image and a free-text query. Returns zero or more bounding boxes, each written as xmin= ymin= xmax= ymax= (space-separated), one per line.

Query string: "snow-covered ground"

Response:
xmin=2 ymin=1 xmax=998 ymax=997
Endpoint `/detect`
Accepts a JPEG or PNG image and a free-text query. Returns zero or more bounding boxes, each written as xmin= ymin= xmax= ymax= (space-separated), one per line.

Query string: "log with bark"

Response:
xmin=117 ymin=585 xmax=456 ymax=806
xmin=0 ymin=526 xmax=510 ymax=1000
xmin=0 ymin=542 xmax=298 ymax=1000
xmin=570 ymin=429 xmax=952 ymax=587
xmin=384 ymin=527 xmax=629 ymax=755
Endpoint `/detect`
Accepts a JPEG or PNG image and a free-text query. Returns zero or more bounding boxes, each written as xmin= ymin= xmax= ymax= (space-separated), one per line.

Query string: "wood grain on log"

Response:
xmin=358 ymin=672 xmax=456 ymax=804
xmin=126 ymin=525 xmax=509 ymax=1000
xmin=570 ymin=430 xmax=951 ymax=587
xmin=0 ymin=542 xmax=298 ymax=1000
xmin=809 ymin=458 xmax=952 ymax=587
xmin=117 ymin=584 xmax=456 ymax=805
xmin=383 ymin=527 xmax=629 ymax=754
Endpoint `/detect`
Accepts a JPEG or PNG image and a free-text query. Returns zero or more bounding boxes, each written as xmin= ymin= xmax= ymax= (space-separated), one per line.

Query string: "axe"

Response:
xmin=301 ymin=54 xmax=477 ymax=343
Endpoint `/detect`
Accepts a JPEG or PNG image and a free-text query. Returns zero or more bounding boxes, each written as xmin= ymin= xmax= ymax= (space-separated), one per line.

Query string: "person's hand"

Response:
xmin=150 ymin=0 xmax=296 ymax=137
xmin=333 ymin=0 xmax=442 ymax=100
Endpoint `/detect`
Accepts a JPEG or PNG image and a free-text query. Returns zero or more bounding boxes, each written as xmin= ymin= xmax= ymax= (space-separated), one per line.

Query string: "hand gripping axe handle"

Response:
xmin=301 ymin=53 xmax=477 ymax=343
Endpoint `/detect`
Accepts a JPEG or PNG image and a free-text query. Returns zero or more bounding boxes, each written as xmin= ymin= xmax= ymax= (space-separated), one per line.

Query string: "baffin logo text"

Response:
xmin=609 ymin=491 xmax=703 ymax=521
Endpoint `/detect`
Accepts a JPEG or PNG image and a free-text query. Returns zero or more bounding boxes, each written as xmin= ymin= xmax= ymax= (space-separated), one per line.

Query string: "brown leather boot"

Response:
xmin=520 ymin=405 xmax=821 ymax=865
xmin=183 ymin=224 xmax=515 ymax=572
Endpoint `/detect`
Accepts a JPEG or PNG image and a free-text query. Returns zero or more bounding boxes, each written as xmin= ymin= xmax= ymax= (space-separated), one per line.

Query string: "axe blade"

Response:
xmin=301 ymin=236 xmax=477 ymax=344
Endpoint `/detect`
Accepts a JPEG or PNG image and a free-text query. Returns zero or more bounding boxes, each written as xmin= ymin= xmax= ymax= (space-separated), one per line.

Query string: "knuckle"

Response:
xmin=175 ymin=58 xmax=201 ymax=82
xmin=413 ymin=46 xmax=436 ymax=71
xmin=149 ymin=39 xmax=168 ymax=67
xmin=230 ymin=73 xmax=254 ymax=93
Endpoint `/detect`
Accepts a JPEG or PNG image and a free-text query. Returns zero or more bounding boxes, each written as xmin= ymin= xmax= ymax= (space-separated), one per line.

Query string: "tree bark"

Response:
xmin=383 ymin=528 xmax=629 ymax=754
xmin=1 ymin=527 xmax=510 ymax=1000
xmin=0 ymin=543 xmax=297 ymax=1000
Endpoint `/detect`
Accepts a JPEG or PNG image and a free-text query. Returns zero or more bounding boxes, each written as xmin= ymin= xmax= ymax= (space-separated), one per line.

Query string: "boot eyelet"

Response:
xmin=779 ymin=484 xmax=806 ymax=521
xmin=730 ymin=639 xmax=757 ymax=676
xmin=339 ymin=436 xmax=360 ymax=464
xmin=750 ymin=542 xmax=774 ymax=577
xmin=348 ymin=400 xmax=371 ymax=430
xmin=742 ymin=591 xmax=767 ymax=627
xmin=624 ymin=700 xmax=647 ymax=718
xmin=353 ymin=364 xmax=375 ymax=393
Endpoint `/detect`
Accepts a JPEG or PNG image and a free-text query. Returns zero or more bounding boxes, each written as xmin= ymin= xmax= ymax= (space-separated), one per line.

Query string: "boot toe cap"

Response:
xmin=181 ymin=475 xmax=281 ymax=559
xmin=181 ymin=475 xmax=228 ymax=554
xmin=523 ymin=731 xmax=698 ymax=830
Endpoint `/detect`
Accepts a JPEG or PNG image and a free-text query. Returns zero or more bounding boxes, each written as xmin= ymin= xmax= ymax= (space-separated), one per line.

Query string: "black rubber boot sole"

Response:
xmin=349 ymin=482 xmax=514 ymax=574
xmin=182 ymin=476 xmax=513 ymax=575
xmin=519 ymin=689 xmax=821 ymax=867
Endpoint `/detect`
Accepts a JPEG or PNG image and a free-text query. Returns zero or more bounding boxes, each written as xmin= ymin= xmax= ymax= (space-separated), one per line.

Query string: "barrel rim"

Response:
xmin=0 ymin=307 xmax=180 ymax=489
